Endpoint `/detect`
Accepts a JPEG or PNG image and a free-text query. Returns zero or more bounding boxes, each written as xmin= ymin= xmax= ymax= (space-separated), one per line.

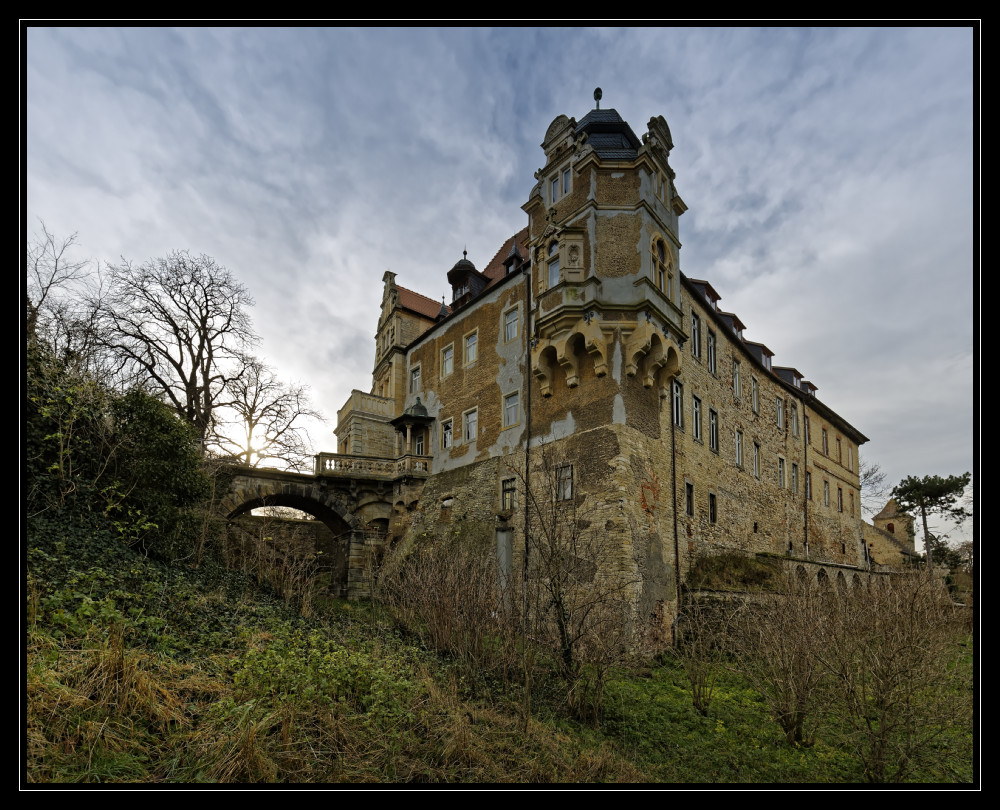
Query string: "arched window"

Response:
xmin=547 ymin=241 xmax=560 ymax=288
xmin=887 ymin=522 xmax=895 ymax=534
xmin=652 ymin=238 xmax=672 ymax=298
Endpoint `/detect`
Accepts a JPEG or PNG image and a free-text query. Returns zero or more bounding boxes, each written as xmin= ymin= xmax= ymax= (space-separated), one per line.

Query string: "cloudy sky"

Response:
xmin=24 ymin=26 xmax=976 ymax=539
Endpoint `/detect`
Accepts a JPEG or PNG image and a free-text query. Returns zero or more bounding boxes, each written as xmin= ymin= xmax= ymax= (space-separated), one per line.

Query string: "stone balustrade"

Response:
xmin=314 ymin=451 xmax=431 ymax=480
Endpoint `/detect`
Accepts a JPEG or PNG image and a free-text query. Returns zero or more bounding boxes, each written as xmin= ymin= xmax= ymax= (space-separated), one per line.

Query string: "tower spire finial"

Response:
xmin=594 ymin=87 xmax=602 ymax=109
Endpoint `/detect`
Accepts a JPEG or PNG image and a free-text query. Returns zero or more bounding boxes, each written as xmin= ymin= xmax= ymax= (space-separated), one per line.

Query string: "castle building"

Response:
xmin=330 ymin=95 xmax=869 ymax=631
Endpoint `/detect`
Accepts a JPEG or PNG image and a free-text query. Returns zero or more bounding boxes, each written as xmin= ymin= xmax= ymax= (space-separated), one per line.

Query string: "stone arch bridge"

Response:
xmin=219 ymin=453 xmax=430 ymax=598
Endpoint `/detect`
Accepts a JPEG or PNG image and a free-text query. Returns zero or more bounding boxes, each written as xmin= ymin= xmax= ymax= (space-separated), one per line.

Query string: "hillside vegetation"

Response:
xmin=25 ymin=341 xmax=974 ymax=784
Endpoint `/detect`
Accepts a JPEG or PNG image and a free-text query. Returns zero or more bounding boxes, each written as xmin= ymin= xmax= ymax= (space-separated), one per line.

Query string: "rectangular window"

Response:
xmin=777 ymin=398 xmax=784 ymax=430
xmin=415 ymin=432 xmax=425 ymax=455
xmin=503 ymin=392 xmax=519 ymax=428
xmin=824 ymin=480 xmax=830 ymax=507
xmin=557 ymin=465 xmax=573 ymax=501
xmin=805 ymin=415 xmax=810 ymax=444
xmin=735 ymin=430 xmax=743 ymax=467
xmin=464 ymin=332 xmax=478 ymax=365
xmin=685 ymin=482 xmax=694 ymax=517
xmin=779 ymin=457 xmax=786 ymax=489
xmin=709 ymin=493 xmax=717 ymax=523
xmin=691 ymin=313 xmax=701 ymax=359
xmin=752 ymin=377 xmax=759 ymax=413
xmin=562 ymin=167 xmax=571 ymax=196
xmin=838 ymin=487 xmax=843 ymax=512
xmin=550 ymin=177 xmax=559 ymax=203
xmin=806 ymin=472 xmax=812 ymax=500
xmin=732 ymin=359 xmax=741 ymax=398
xmin=410 ymin=366 xmax=421 ymax=393
xmin=850 ymin=491 xmax=855 ymax=515
xmin=791 ymin=403 xmax=799 ymax=437
xmin=792 ymin=463 xmax=799 ymax=494
xmin=441 ymin=345 xmax=453 ymax=377
xmin=709 ymin=409 xmax=719 ymax=452
xmin=753 ymin=442 xmax=760 ymax=477
xmin=692 ymin=396 xmax=702 ymax=441
xmin=837 ymin=437 xmax=842 ymax=463
xmin=848 ymin=446 xmax=853 ymax=472
xmin=504 ymin=308 xmax=519 ymax=342
xmin=707 ymin=331 xmax=717 ymax=374
xmin=441 ymin=419 xmax=453 ymax=449
xmin=822 ymin=428 xmax=829 ymax=455
xmin=501 ymin=478 xmax=516 ymax=511
xmin=672 ymin=380 xmax=683 ymax=428
xmin=464 ymin=409 xmax=478 ymax=442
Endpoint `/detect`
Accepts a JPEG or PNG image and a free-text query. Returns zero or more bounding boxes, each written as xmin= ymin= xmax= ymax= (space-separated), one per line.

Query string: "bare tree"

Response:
xmin=514 ymin=449 xmax=639 ymax=722
xmin=97 ymin=251 xmax=257 ymax=448
xmin=817 ymin=574 xmax=971 ymax=782
xmin=24 ymin=222 xmax=109 ymax=374
xmin=210 ymin=357 xmax=322 ymax=472
xmin=731 ymin=571 xmax=829 ymax=743
xmin=858 ymin=455 xmax=890 ymax=517
xmin=26 ymin=222 xmax=89 ymax=343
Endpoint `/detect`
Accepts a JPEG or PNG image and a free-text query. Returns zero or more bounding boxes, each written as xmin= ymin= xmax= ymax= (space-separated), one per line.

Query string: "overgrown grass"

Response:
xmin=25 ymin=526 xmax=974 ymax=784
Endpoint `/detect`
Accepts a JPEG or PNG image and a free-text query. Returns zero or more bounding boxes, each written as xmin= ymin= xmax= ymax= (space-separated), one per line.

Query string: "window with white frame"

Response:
xmin=824 ymin=480 xmax=830 ymax=507
xmin=691 ymin=313 xmax=701 ymax=359
xmin=441 ymin=344 xmax=454 ymax=377
xmin=441 ymin=419 xmax=453 ymax=449
xmin=464 ymin=409 xmax=478 ymax=443
xmin=776 ymin=397 xmax=784 ymax=430
xmin=707 ymin=331 xmax=717 ymax=374
xmin=735 ymin=430 xmax=743 ymax=467
xmin=415 ymin=432 xmax=425 ymax=456
xmin=752 ymin=377 xmax=759 ymax=413
xmin=753 ymin=442 xmax=760 ymax=477
xmin=692 ymin=396 xmax=702 ymax=441
xmin=410 ymin=366 xmax=421 ymax=393
xmin=464 ymin=331 xmax=478 ymax=366
xmin=792 ymin=463 xmax=799 ymax=493
xmin=504 ymin=307 xmax=519 ymax=342
xmin=733 ymin=358 xmax=741 ymax=398
xmin=562 ymin=167 xmax=571 ymax=198
xmin=503 ymin=392 xmax=519 ymax=428
xmin=557 ymin=465 xmax=573 ymax=501
xmin=822 ymin=428 xmax=829 ymax=455
xmin=550 ymin=176 xmax=559 ymax=204
xmin=709 ymin=409 xmax=719 ymax=451
xmin=547 ymin=241 xmax=560 ymax=288
xmin=672 ymin=380 xmax=683 ymax=428
xmin=791 ymin=403 xmax=799 ymax=437
xmin=779 ymin=457 xmax=786 ymax=488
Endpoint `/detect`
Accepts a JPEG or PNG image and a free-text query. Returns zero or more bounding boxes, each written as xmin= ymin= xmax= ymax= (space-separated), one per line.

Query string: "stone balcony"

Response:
xmin=314 ymin=452 xmax=432 ymax=480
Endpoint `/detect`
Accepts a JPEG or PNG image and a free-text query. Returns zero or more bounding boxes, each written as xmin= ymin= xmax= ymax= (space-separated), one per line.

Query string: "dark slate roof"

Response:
xmin=575 ymin=108 xmax=641 ymax=160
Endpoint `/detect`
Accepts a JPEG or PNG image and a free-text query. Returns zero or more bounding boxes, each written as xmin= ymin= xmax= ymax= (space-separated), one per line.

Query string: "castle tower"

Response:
xmin=524 ymin=90 xmax=688 ymax=400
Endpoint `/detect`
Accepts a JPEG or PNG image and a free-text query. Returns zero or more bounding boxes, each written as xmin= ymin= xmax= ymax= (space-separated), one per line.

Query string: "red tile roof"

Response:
xmin=397 ymin=285 xmax=447 ymax=320
xmin=482 ymin=226 xmax=530 ymax=287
